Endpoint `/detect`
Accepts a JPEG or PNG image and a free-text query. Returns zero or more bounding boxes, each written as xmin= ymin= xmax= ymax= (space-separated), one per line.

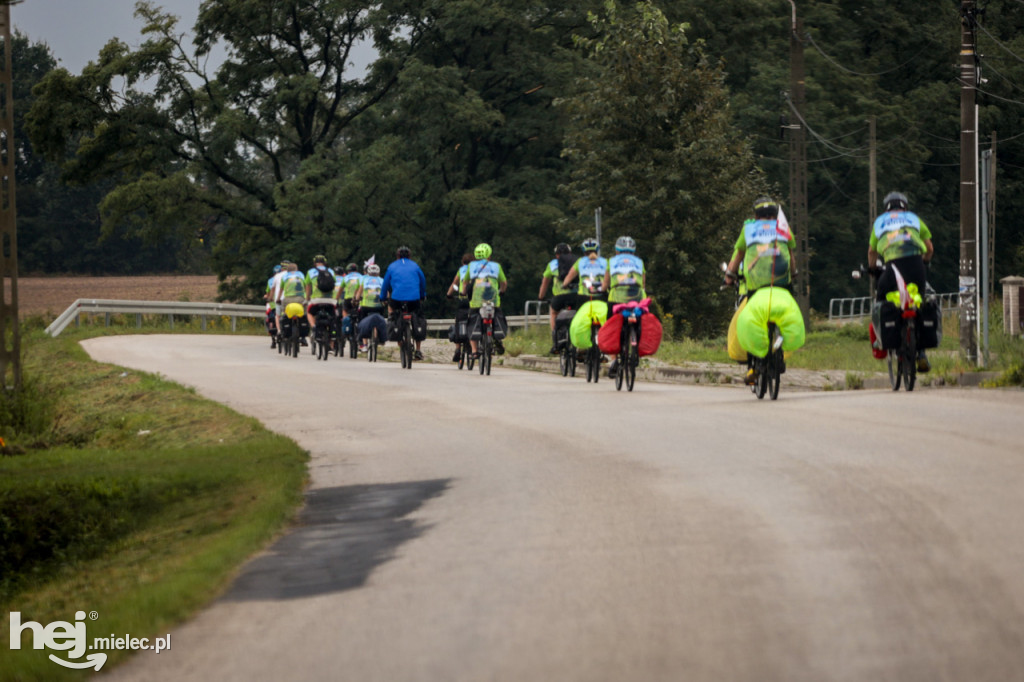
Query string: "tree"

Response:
xmin=26 ymin=0 xmax=419 ymax=296
xmin=559 ymin=1 xmax=765 ymax=336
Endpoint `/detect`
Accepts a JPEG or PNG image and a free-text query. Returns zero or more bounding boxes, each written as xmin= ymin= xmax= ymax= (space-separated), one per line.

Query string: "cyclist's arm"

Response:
xmin=867 ymin=247 xmax=880 ymax=271
xmin=922 ymin=238 xmax=934 ymax=263
xmin=538 ymin=276 xmax=551 ymax=300
xmin=602 ymin=272 xmax=611 ymax=293
xmin=499 ymin=268 xmax=508 ymax=295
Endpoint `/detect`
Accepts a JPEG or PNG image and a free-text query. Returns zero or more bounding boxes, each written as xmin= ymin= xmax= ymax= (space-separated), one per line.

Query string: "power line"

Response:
xmin=785 ymin=97 xmax=869 ymax=157
xmin=803 ymin=31 xmax=933 ymax=78
xmin=958 ymin=78 xmax=1024 ymax=106
xmin=977 ymin=54 xmax=1024 ymax=93
xmin=977 ymin=22 xmax=1024 ymax=64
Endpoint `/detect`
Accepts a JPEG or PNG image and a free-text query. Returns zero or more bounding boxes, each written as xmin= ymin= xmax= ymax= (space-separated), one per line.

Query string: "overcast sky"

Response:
xmin=13 ymin=0 xmax=205 ymax=73
xmin=12 ymin=0 xmax=374 ymax=75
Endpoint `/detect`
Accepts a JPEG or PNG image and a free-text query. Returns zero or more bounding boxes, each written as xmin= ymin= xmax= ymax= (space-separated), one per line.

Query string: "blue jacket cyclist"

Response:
xmin=380 ymin=246 xmax=428 ymax=360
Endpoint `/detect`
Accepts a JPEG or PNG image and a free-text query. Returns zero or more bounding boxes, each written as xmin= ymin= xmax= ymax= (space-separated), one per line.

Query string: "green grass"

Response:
xmin=0 ymin=327 xmax=308 ymax=682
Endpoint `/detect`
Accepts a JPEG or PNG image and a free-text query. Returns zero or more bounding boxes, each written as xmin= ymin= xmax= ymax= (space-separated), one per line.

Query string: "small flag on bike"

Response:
xmin=777 ymin=205 xmax=792 ymax=240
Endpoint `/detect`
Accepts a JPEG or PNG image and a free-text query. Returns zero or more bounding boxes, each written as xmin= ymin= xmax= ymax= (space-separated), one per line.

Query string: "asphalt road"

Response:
xmin=83 ymin=335 xmax=1024 ymax=682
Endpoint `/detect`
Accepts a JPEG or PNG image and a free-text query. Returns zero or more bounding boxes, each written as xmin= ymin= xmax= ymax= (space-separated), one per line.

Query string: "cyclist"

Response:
xmin=337 ymin=263 xmax=362 ymax=328
xmin=264 ymin=263 xmax=283 ymax=345
xmin=602 ymin=236 xmax=646 ymax=378
xmin=869 ymin=190 xmax=934 ymax=372
xmin=380 ymin=246 xmax=428 ymax=361
xmin=304 ymin=254 xmax=332 ymax=332
xmin=538 ymin=243 xmax=579 ymax=355
xmin=461 ymin=242 xmax=508 ymax=358
xmin=446 ymin=253 xmax=473 ymax=362
xmin=274 ymin=260 xmax=308 ymax=346
xmin=307 ymin=266 xmax=338 ymax=351
xmin=564 ymin=238 xmax=608 ymax=301
xmin=724 ymin=197 xmax=801 ymax=384
xmin=355 ymin=263 xmax=386 ymax=352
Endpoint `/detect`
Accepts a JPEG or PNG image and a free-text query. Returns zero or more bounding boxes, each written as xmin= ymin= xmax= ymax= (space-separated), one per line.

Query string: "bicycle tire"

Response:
xmin=590 ymin=326 xmax=601 ymax=384
xmin=479 ymin=334 xmax=490 ymax=376
xmin=755 ymin=357 xmax=767 ymax=399
xmin=349 ymin=329 xmax=358 ymax=359
xmin=903 ymin=319 xmax=916 ymax=391
xmin=458 ymin=342 xmax=467 ymax=370
xmin=888 ymin=349 xmax=902 ymax=391
xmin=290 ymin=326 xmax=300 ymax=358
xmin=626 ymin=328 xmax=637 ymax=392
xmin=768 ymin=326 xmax=781 ymax=400
xmin=569 ymin=345 xmax=577 ymax=378
xmin=369 ymin=329 xmax=378 ymax=362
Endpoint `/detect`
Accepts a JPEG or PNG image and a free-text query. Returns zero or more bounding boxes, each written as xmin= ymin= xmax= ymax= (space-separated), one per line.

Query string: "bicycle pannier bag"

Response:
xmin=917 ymin=300 xmax=941 ymax=349
xmin=387 ymin=316 xmax=401 ymax=341
xmin=413 ymin=313 xmax=428 ymax=342
xmin=341 ymin=316 xmax=353 ymax=336
xmin=638 ymin=313 xmax=662 ymax=357
xmin=879 ymin=301 xmax=902 ymax=350
xmin=555 ymin=309 xmax=575 ymax=349
xmin=597 ymin=312 xmax=623 ymax=355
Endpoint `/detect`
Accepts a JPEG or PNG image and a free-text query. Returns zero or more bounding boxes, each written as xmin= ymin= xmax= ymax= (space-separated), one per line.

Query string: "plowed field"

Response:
xmin=12 ymin=276 xmax=222 ymax=319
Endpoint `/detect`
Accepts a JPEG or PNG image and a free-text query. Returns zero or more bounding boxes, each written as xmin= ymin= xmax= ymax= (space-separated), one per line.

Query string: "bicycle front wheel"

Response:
xmin=369 ymin=329 xmax=378 ymax=362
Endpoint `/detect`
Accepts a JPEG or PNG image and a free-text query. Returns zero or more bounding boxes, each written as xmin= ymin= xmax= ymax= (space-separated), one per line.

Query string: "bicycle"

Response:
xmin=556 ymin=308 xmax=576 ymax=378
xmin=613 ymin=304 xmax=641 ymax=392
xmin=393 ymin=301 xmax=417 ymax=369
xmin=477 ymin=300 xmax=496 ymax=376
xmin=873 ymin=265 xmax=920 ymax=392
xmin=747 ymin=322 xmax=784 ymax=400
xmin=584 ymin=307 xmax=604 ymax=384
xmin=311 ymin=305 xmax=335 ymax=361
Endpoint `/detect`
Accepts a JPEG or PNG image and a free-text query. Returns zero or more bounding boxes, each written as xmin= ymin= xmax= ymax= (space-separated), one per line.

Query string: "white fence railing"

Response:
xmin=828 ymin=291 xmax=959 ymax=321
xmin=45 ymin=299 xmax=545 ymax=337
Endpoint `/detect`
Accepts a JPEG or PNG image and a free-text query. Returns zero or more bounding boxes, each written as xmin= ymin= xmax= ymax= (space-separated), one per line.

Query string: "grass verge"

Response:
xmin=0 ymin=326 xmax=308 ymax=682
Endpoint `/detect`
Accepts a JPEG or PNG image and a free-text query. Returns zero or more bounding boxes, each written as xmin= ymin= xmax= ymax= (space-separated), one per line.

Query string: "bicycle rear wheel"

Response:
xmin=626 ymin=328 xmax=637 ymax=392
xmin=887 ymin=349 xmax=902 ymax=391
xmin=290 ymin=326 xmax=300 ymax=358
xmin=768 ymin=327 xmax=781 ymax=400
xmin=755 ymin=358 xmax=768 ymax=399
xmin=902 ymin=319 xmax=916 ymax=391
xmin=479 ymin=335 xmax=491 ymax=375
xmin=560 ymin=344 xmax=570 ymax=377
xmin=400 ymin=325 xmax=411 ymax=369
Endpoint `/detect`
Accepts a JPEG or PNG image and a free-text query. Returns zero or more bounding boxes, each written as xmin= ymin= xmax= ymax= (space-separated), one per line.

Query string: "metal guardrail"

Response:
xmin=45 ymin=299 xmax=538 ymax=337
xmin=828 ymin=291 xmax=959 ymax=321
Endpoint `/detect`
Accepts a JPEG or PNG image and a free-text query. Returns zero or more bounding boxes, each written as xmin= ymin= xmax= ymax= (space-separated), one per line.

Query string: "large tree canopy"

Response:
xmin=559 ymin=1 xmax=765 ymax=336
xmin=20 ymin=0 xmax=1024 ymax=326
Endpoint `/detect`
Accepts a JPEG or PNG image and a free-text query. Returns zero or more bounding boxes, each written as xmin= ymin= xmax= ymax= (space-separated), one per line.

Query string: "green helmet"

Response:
xmin=474 ymin=243 xmax=492 ymax=260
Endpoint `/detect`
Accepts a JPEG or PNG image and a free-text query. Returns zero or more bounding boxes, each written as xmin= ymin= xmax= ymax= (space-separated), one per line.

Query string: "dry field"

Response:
xmin=11 ymin=275 xmax=222 ymax=320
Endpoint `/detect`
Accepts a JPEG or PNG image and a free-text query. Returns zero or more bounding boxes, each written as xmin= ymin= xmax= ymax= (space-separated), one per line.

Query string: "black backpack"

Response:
xmin=315 ymin=268 xmax=335 ymax=294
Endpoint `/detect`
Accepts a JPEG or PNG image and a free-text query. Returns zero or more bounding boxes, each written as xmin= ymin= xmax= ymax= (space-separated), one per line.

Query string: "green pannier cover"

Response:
xmin=570 ymin=300 xmax=608 ymax=349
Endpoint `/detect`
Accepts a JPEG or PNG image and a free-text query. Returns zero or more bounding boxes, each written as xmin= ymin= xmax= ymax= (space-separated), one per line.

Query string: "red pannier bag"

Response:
xmin=638 ymin=312 xmax=662 ymax=357
xmin=597 ymin=311 xmax=623 ymax=354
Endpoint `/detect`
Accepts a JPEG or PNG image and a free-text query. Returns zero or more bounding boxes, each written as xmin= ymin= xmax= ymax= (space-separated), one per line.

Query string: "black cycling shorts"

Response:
xmin=551 ymin=293 xmax=579 ymax=313
xmin=876 ymin=255 xmax=927 ymax=302
xmin=390 ymin=299 xmax=421 ymax=313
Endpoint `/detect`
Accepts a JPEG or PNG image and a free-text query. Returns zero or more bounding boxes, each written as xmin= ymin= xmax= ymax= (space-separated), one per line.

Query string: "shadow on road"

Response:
xmin=221 ymin=479 xmax=451 ymax=601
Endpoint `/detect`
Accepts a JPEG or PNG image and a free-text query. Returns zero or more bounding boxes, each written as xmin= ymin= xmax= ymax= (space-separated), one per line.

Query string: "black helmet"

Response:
xmin=753 ymin=196 xmax=779 ymax=219
xmin=346 ymin=263 xmax=358 ymax=273
xmin=554 ymin=242 xmax=571 ymax=256
xmin=334 ymin=266 xmax=345 ymax=275
xmin=397 ymin=246 xmax=411 ymax=259
xmin=313 ymin=254 xmax=327 ymax=264
xmin=883 ymin=191 xmax=909 ymax=212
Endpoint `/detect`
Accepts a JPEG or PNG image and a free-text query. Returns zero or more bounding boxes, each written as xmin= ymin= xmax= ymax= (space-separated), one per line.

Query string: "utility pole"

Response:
xmin=868 ymin=115 xmax=877 ymax=301
xmin=988 ymin=131 xmax=997 ymax=298
xmin=959 ymin=0 xmax=979 ymax=364
xmin=788 ymin=1 xmax=809 ymax=320
xmin=0 ymin=1 xmax=20 ymax=391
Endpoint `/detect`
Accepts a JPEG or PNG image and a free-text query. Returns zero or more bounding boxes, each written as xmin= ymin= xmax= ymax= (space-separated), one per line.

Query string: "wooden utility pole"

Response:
xmin=988 ymin=131 xmax=997 ymax=297
xmin=788 ymin=3 xmax=809 ymax=320
xmin=869 ymin=115 xmax=877 ymax=301
xmin=959 ymin=0 xmax=979 ymax=364
xmin=0 ymin=2 xmax=20 ymax=391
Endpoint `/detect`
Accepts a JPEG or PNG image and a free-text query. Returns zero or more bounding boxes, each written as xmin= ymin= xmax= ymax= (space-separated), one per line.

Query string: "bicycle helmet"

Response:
xmin=614 ymin=236 xmax=636 ymax=253
xmin=347 ymin=263 xmax=358 ymax=272
xmin=581 ymin=238 xmax=599 ymax=254
xmin=272 ymin=264 xmax=282 ymax=274
xmin=366 ymin=264 xmax=380 ymax=276
xmin=334 ymin=266 xmax=345 ymax=275
xmin=474 ymin=243 xmax=492 ymax=259
xmin=554 ymin=242 xmax=572 ymax=256
xmin=397 ymin=246 xmax=411 ymax=259
xmin=313 ymin=254 xmax=327 ymax=264
xmin=753 ymin=196 xmax=779 ymax=219
xmin=883 ymin=191 xmax=909 ymax=212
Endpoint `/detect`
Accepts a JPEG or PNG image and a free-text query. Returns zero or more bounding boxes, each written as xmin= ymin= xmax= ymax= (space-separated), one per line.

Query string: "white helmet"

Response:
xmin=366 ymin=264 xmax=380 ymax=276
xmin=615 ymin=236 xmax=636 ymax=253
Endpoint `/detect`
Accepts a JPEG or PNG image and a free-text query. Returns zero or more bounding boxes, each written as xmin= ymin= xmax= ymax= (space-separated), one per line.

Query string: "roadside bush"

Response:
xmin=0 ymin=373 xmax=56 ymax=441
